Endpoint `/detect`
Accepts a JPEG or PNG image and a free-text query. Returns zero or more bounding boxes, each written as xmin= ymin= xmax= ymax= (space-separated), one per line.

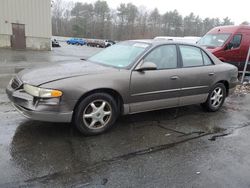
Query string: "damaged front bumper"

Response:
xmin=6 ymin=78 xmax=74 ymax=123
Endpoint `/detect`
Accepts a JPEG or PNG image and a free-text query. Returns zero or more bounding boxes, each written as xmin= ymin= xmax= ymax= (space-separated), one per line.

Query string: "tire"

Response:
xmin=202 ymin=83 xmax=226 ymax=112
xmin=73 ymin=93 xmax=119 ymax=135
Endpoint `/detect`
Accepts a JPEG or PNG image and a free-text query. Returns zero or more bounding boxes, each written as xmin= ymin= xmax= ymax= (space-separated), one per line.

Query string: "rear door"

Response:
xmin=178 ymin=45 xmax=215 ymax=106
xmin=129 ymin=44 xmax=181 ymax=113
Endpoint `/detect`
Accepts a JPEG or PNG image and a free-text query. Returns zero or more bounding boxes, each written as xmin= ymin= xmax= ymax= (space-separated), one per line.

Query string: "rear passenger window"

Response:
xmin=202 ymin=51 xmax=213 ymax=65
xmin=179 ymin=45 xmax=203 ymax=67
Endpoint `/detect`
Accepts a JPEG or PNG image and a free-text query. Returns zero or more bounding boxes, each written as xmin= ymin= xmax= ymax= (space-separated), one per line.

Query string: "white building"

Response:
xmin=0 ymin=0 xmax=51 ymax=50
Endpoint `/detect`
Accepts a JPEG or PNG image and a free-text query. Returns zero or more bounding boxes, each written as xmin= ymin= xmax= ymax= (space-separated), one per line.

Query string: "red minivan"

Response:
xmin=198 ymin=25 xmax=250 ymax=73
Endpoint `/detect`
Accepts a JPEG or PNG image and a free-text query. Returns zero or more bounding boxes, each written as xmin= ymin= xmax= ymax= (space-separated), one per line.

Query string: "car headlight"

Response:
xmin=23 ymin=84 xmax=63 ymax=98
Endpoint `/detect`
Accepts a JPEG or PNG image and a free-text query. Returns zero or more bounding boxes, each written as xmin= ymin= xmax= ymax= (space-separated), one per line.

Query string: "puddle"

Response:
xmin=208 ymin=122 xmax=250 ymax=141
xmin=206 ymin=126 xmax=226 ymax=134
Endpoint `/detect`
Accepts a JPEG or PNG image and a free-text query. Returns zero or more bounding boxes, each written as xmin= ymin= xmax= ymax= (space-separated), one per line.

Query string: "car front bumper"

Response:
xmin=6 ymin=84 xmax=74 ymax=123
xmin=12 ymin=103 xmax=73 ymax=122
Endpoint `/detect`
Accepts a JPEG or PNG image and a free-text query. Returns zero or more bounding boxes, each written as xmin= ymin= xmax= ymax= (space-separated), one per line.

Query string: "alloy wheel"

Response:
xmin=210 ymin=87 xmax=224 ymax=108
xmin=83 ymin=100 xmax=112 ymax=130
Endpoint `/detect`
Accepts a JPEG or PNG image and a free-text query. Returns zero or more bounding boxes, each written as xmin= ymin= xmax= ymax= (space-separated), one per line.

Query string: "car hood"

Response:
xmin=18 ymin=60 xmax=118 ymax=86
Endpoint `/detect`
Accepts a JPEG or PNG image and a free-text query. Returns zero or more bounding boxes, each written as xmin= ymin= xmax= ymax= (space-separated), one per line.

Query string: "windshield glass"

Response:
xmin=88 ymin=41 xmax=150 ymax=68
xmin=198 ymin=33 xmax=231 ymax=47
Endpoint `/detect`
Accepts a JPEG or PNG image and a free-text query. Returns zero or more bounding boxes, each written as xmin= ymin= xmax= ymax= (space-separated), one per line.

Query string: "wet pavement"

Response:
xmin=0 ymin=43 xmax=101 ymax=88
xmin=0 ymin=44 xmax=250 ymax=187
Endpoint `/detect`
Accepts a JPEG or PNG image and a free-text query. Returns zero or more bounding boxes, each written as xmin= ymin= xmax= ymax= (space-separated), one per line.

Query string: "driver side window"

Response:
xmin=229 ymin=34 xmax=242 ymax=49
xmin=144 ymin=45 xmax=177 ymax=69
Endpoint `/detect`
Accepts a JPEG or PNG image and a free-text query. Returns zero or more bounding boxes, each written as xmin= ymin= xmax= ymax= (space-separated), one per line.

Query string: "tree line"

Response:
xmin=52 ymin=0 xmax=236 ymax=40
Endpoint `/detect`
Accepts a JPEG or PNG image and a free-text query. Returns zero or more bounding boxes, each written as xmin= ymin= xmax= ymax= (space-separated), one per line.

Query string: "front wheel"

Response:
xmin=73 ymin=93 xmax=119 ymax=135
xmin=202 ymin=83 xmax=226 ymax=112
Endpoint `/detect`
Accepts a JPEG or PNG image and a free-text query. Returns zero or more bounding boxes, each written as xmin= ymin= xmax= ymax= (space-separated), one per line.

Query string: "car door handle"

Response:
xmin=170 ymin=76 xmax=179 ymax=80
xmin=209 ymin=73 xmax=215 ymax=76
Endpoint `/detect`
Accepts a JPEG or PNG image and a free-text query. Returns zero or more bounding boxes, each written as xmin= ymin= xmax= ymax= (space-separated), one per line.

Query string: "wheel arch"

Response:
xmin=73 ymin=88 xmax=124 ymax=116
xmin=217 ymin=80 xmax=229 ymax=96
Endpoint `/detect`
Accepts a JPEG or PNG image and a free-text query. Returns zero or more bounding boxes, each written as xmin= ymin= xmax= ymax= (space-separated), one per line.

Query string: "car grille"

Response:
xmin=10 ymin=77 xmax=22 ymax=90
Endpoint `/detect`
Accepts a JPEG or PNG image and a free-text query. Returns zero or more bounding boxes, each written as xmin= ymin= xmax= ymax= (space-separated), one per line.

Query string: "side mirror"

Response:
xmin=135 ymin=62 xmax=157 ymax=72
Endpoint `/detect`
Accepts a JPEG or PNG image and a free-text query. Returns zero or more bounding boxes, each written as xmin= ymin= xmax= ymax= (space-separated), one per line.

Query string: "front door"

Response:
xmin=11 ymin=23 xmax=26 ymax=50
xmin=129 ymin=44 xmax=181 ymax=113
xmin=224 ymin=34 xmax=242 ymax=63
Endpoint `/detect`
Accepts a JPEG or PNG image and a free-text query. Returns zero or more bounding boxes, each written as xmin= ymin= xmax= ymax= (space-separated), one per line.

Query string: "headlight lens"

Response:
xmin=23 ymin=84 xmax=62 ymax=98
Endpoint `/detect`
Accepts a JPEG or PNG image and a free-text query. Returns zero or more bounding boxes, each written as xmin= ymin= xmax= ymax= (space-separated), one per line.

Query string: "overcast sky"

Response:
xmin=70 ymin=0 xmax=249 ymax=24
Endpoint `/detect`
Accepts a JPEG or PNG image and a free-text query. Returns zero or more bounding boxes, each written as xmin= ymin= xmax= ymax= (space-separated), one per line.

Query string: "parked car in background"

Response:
xmin=87 ymin=39 xmax=116 ymax=48
xmin=154 ymin=36 xmax=201 ymax=44
xmin=66 ymin=38 xmax=86 ymax=46
xmin=198 ymin=25 xmax=250 ymax=73
xmin=104 ymin=40 xmax=116 ymax=47
xmin=86 ymin=39 xmax=101 ymax=48
xmin=6 ymin=40 xmax=238 ymax=135
xmin=51 ymin=39 xmax=60 ymax=47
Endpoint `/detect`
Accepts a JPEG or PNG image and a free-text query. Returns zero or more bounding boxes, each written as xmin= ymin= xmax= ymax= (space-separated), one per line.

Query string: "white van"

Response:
xmin=154 ymin=36 xmax=201 ymax=44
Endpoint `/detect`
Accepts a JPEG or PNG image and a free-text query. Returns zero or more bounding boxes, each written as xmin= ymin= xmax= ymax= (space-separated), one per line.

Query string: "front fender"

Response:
xmin=40 ymin=70 xmax=131 ymax=107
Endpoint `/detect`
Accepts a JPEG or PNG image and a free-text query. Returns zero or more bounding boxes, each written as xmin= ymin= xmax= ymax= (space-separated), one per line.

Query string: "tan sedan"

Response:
xmin=6 ymin=40 xmax=238 ymax=135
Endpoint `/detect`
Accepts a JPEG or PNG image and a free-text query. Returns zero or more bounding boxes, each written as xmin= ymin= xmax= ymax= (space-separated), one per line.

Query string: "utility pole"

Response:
xmin=241 ymin=47 xmax=250 ymax=83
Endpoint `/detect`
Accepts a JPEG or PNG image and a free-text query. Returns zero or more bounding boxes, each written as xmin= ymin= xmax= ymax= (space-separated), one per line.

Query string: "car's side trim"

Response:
xmin=131 ymin=88 xmax=180 ymax=96
xmin=181 ymin=85 xmax=208 ymax=91
xmin=131 ymin=85 xmax=208 ymax=97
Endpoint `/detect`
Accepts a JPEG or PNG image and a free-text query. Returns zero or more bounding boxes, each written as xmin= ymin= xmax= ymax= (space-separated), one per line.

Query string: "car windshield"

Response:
xmin=88 ymin=41 xmax=150 ymax=68
xmin=198 ymin=33 xmax=231 ymax=48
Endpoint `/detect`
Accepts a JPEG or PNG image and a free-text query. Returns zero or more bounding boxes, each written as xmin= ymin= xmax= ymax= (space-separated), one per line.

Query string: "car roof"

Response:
xmin=130 ymin=39 xmax=201 ymax=47
xmin=128 ymin=39 xmax=221 ymax=65
xmin=208 ymin=25 xmax=250 ymax=33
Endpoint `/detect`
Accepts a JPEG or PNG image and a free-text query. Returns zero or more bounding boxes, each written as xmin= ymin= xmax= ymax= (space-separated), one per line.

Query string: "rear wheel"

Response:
xmin=73 ymin=93 xmax=119 ymax=135
xmin=202 ymin=83 xmax=226 ymax=112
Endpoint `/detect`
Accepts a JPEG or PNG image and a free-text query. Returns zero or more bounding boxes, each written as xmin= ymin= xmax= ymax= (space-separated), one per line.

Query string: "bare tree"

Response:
xmin=240 ymin=21 xmax=249 ymax=25
xmin=222 ymin=17 xmax=234 ymax=25
xmin=52 ymin=0 xmax=237 ymax=40
xmin=52 ymin=0 xmax=64 ymax=35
